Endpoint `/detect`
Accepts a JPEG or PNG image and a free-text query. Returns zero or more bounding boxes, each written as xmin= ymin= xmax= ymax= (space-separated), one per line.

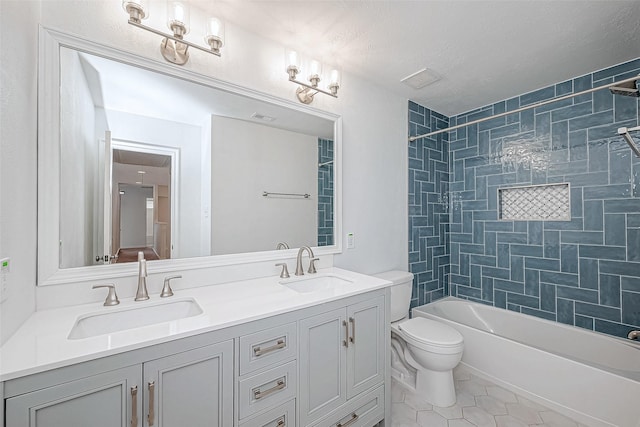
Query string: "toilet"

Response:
xmin=374 ymin=271 xmax=464 ymax=407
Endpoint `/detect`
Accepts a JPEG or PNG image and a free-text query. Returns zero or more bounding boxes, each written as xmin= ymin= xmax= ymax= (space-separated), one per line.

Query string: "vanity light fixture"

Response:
xmin=122 ymin=0 xmax=225 ymax=66
xmin=285 ymin=49 xmax=340 ymax=104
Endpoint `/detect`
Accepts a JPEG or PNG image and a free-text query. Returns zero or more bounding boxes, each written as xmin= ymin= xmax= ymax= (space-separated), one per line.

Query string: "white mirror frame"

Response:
xmin=38 ymin=26 xmax=342 ymax=286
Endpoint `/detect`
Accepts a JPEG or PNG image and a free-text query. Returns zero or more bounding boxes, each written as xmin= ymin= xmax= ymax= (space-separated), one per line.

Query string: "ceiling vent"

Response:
xmin=400 ymin=68 xmax=441 ymax=90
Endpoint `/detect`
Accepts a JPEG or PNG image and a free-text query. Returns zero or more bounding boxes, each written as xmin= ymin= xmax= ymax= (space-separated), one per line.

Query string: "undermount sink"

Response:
xmin=68 ymin=298 xmax=203 ymax=340
xmin=280 ymin=274 xmax=354 ymax=293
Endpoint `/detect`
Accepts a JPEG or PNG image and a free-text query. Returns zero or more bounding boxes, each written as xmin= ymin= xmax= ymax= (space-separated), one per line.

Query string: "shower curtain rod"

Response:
xmin=408 ymin=74 xmax=640 ymax=142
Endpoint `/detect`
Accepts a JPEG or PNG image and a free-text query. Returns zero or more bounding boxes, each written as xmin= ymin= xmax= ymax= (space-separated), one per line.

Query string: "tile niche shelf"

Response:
xmin=498 ymin=183 xmax=570 ymax=221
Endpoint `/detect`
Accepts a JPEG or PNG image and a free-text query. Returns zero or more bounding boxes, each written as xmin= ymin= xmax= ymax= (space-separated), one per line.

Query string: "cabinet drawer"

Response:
xmin=240 ymin=399 xmax=295 ymax=427
xmin=311 ymin=385 xmax=384 ymax=427
xmin=239 ymin=360 xmax=297 ymax=419
xmin=240 ymin=322 xmax=297 ymax=375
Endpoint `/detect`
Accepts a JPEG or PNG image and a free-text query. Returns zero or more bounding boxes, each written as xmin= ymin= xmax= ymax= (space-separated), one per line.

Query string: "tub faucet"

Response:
xmin=628 ymin=330 xmax=640 ymax=340
xmin=295 ymin=246 xmax=318 ymax=276
xmin=135 ymin=251 xmax=150 ymax=301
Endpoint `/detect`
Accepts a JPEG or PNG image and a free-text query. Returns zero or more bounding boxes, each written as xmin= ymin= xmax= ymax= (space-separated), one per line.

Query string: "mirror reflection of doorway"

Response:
xmin=111 ymin=147 xmax=173 ymax=263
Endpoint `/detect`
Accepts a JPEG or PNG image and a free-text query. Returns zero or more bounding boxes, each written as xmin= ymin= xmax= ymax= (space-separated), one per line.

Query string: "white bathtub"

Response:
xmin=413 ymin=297 xmax=640 ymax=427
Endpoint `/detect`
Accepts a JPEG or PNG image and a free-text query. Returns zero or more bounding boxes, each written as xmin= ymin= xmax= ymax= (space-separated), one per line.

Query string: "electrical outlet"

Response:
xmin=0 ymin=257 xmax=10 ymax=303
xmin=347 ymin=232 xmax=355 ymax=249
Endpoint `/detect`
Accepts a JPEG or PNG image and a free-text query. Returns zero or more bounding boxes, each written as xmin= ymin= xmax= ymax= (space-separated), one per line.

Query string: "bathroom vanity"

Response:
xmin=0 ymin=269 xmax=391 ymax=427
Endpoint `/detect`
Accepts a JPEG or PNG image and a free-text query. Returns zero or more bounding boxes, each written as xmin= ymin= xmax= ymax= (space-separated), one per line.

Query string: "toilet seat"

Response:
xmin=398 ymin=318 xmax=463 ymax=354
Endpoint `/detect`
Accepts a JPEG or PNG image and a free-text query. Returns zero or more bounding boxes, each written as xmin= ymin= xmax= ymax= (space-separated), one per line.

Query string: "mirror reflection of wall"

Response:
xmin=56 ymin=45 xmax=336 ymax=269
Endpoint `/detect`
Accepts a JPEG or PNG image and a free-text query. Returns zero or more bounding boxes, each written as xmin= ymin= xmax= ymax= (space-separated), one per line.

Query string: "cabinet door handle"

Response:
xmin=130 ymin=386 xmax=138 ymax=427
xmin=343 ymin=320 xmax=349 ymax=347
xmin=253 ymin=339 xmax=286 ymax=356
xmin=337 ymin=413 xmax=359 ymax=427
xmin=275 ymin=416 xmax=286 ymax=426
xmin=148 ymin=381 xmax=155 ymax=426
xmin=253 ymin=378 xmax=285 ymax=400
xmin=349 ymin=317 xmax=355 ymax=344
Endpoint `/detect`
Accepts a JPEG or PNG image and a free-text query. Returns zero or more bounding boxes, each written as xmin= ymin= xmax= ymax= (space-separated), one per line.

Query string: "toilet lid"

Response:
xmin=399 ymin=317 xmax=463 ymax=347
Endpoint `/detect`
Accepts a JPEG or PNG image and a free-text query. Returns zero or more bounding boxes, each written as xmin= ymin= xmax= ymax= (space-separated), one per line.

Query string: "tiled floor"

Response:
xmin=390 ymin=365 xmax=588 ymax=427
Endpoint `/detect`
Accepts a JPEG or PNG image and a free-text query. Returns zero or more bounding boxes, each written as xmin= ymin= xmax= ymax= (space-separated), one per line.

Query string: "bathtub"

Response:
xmin=412 ymin=297 xmax=640 ymax=427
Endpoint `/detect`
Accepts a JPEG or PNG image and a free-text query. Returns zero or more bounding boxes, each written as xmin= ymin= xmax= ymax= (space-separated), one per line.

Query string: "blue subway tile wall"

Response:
xmin=318 ymin=138 xmax=334 ymax=246
xmin=408 ymin=101 xmax=451 ymax=308
xmin=410 ymin=58 xmax=640 ymax=338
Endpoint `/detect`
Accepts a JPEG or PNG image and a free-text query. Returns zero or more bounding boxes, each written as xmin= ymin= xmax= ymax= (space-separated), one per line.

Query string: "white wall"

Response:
xmin=0 ymin=0 xmax=40 ymax=345
xmin=1 ymin=1 xmax=408 ymax=335
xmin=119 ymin=186 xmax=153 ymax=248
xmin=59 ymin=48 xmax=98 ymax=268
xmin=211 ymin=116 xmax=317 ymax=255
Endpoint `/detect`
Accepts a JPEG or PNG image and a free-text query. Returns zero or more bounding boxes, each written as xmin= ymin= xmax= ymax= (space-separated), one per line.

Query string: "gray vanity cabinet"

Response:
xmin=5 ymin=341 xmax=233 ymax=427
xmin=143 ymin=340 xmax=234 ymax=427
xmin=5 ymin=365 xmax=142 ymax=427
xmin=299 ymin=296 xmax=385 ymax=427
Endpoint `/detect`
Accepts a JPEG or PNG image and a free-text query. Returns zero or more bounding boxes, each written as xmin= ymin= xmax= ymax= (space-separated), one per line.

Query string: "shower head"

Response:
xmin=609 ymin=79 xmax=639 ymax=97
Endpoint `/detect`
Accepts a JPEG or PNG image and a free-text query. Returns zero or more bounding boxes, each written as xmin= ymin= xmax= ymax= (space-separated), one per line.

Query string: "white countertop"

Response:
xmin=0 ymin=268 xmax=391 ymax=382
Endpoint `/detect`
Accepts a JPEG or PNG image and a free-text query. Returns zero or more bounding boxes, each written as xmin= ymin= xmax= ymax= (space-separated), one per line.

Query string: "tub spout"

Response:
xmin=628 ymin=330 xmax=640 ymax=340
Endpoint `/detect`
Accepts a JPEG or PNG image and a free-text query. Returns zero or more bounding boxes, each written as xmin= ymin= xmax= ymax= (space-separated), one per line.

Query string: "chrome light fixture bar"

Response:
xmin=122 ymin=0 xmax=224 ymax=66
xmin=285 ymin=49 xmax=340 ymax=104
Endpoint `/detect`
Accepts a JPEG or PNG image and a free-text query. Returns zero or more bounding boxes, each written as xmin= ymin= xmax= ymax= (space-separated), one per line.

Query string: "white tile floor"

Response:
xmin=390 ymin=366 xmax=589 ymax=427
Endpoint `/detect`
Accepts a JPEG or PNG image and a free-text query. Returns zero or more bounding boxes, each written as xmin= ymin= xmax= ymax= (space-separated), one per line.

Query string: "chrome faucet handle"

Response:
xmin=161 ymin=275 xmax=181 ymax=298
xmin=308 ymin=257 xmax=319 ymax=274
xmin=93 ymin=284 xmax=120 ymax=306
xmin=276 ymin=263 xmax=290 ymax=278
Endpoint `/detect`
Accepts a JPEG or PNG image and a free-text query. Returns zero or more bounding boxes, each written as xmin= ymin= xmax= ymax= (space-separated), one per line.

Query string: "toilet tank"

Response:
xmin=373 ymin=271 xmax=414 ymax=322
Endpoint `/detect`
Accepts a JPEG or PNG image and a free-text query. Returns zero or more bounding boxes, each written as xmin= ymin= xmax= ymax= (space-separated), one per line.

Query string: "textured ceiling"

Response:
xmin=197 ymin=0 xmax=640 ymax=116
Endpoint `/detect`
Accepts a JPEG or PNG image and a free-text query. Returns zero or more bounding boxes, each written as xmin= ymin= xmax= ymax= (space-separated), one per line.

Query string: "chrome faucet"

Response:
xmin=628 ymin=330 xmax=640 ymax=340
xmin=295 ymin=246 xmax=318 ymax=276
xmin=276 ymin=242 xmax=290 ymax=250
xmin=135 ymin=251 xmax=149 ymax=301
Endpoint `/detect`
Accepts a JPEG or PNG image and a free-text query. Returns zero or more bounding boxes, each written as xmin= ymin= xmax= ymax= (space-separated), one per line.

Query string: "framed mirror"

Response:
xmin=38 ymin=27 xmax=342 ymax=286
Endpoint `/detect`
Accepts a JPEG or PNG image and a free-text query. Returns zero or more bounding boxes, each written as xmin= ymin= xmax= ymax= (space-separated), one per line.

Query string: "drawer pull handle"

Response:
xmin=148 ymin=381 xmax=155 ymax=426
xmin=349 ymin=317 xmax=355 ymax=344
xmin=254 ymin=339 xmax=286 ymax=356
xmin=337 ymin=413 xmax=359 ymax=427
xmin=130 ymin=386 xmax=138 ymax=427
xmin=343 ymin=320 xmax=349 ymax=347
xmin=254 ymin=379 xmax=285 ymax=400
xmin=275 ymin=416 xmax=286 ymax=426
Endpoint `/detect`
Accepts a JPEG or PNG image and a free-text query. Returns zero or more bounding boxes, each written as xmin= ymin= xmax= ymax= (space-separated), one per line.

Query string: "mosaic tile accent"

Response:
xmin=317 ymin=138 xmax=334 ymax=246
xmin=408 ymin=101 xmax=450 ymax=307
xmin=499 ymin=183 xmax=570 ymax=221
xmin=409 ymin=57 xmax=640 ymax=339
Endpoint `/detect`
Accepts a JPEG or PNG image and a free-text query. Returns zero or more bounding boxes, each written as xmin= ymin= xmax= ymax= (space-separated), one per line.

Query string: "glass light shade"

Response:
xmin=309 ymin=59 xmax=322 ymax=81
xmin=205 ymin=17 xmax=225 ymax=42
xmin=285 ymin=49 xmax=299 ymax=71
xmin=122 ymin=0 xmax=149 ymax=20
xmin=167 ymin=1 xmax=190 ymax=34
xmin=329 ymin=69 xmax=341 ymax=86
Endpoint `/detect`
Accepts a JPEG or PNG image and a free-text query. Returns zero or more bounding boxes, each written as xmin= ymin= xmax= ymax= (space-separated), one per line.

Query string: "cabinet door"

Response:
xmin=143 ymin=340 xmax=233 ymax=427
xmin=346 ymin=296 xmax=385 ymax=399
xmin=5 ymin=365 xmax=141 ymax=427
xmin=299 ymin=308 xmax=347 ymax=426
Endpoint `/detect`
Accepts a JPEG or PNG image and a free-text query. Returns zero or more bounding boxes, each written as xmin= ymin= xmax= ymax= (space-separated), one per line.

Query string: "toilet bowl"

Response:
xmin=374 ymin=271 xmax=464 ymax=407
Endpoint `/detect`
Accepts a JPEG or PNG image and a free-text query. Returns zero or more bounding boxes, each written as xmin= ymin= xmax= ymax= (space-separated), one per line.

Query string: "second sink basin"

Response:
xmin=280 ymin=274 xmax=354 ymax=293
xmin=68 ymin=297 xmax=204 ymax=340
